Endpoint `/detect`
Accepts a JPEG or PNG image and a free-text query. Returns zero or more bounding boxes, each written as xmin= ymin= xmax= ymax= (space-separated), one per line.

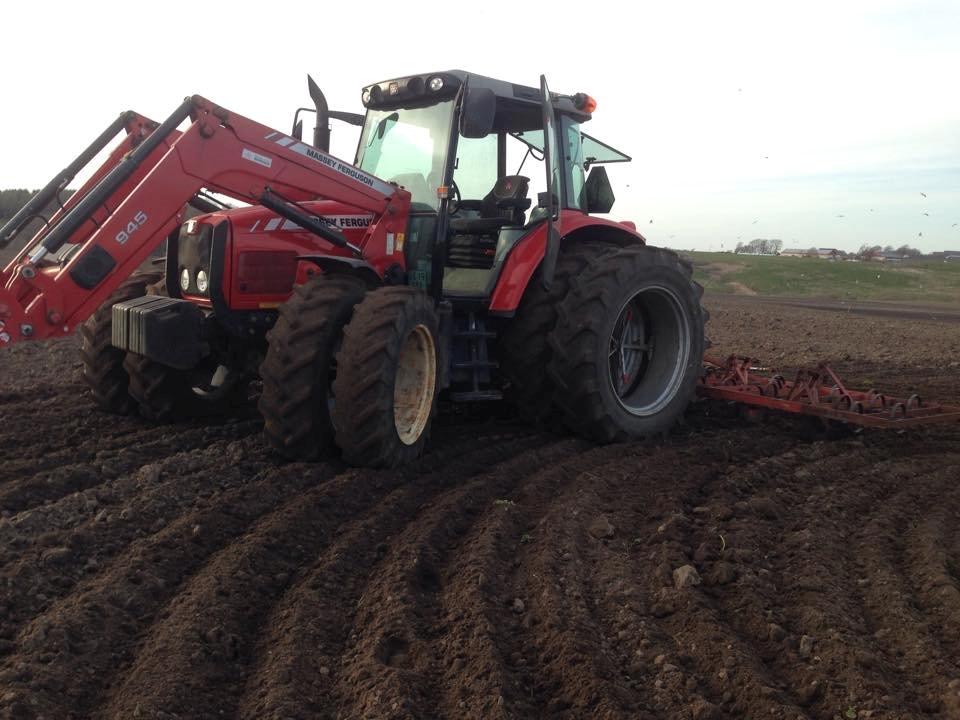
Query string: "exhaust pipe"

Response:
xmin=307 ymin=75 xmax=330 ymax=153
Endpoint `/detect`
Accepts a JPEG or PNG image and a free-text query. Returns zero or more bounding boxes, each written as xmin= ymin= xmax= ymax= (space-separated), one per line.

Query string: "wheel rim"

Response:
xmin=608 ymin=286 xmax=690 ymax=417
xmin=394 ymin=323 xmax=437 ymax=445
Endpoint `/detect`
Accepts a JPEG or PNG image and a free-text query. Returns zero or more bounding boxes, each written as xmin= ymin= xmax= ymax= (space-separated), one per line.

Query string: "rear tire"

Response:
xmin=546 ymin=245 xmax=706 ymax=442
xmin=332 ymin=287 xmax=439 ymax=468
xmin=258 ymin=275 xmax=368 ymax=460
xmin=498 ymin=241 xmax=621 ymax=423
xmin=78 ymin=270 xmax=163 ymax=414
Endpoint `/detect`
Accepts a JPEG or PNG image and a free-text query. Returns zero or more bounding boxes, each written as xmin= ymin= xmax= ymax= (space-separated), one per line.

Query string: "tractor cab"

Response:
xmin=352 ymin=71 xmax=630 ymax=299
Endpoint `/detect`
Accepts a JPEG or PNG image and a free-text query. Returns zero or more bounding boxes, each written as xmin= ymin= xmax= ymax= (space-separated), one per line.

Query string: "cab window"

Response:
xmin=453 ymin=134 xmax=498 ymax=201
xmin=561 ymin=117 xmax=586 ymax=210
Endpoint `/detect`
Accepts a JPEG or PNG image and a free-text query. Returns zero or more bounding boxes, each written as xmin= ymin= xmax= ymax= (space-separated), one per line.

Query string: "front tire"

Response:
xmin=123 ymin=353 xmax=196 ymax=422
xmin=118 ymin=273 xmax=244 ymax=422
xmin=258 ymin=275 xmax=368 ymax=460
xmin=332 ymin=287 xmax=439 ymax=468
xmin=546 ymin=245 xmax=706 ymax=442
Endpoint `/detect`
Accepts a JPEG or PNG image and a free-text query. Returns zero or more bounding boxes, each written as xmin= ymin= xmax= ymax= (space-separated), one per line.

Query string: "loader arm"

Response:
xmin=0 ymin=95 xmax=409 ymax=347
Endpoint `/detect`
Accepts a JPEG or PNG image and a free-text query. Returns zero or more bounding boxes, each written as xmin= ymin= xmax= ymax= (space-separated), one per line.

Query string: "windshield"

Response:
xmin=355 ymin=101 xmax=455 ymax=210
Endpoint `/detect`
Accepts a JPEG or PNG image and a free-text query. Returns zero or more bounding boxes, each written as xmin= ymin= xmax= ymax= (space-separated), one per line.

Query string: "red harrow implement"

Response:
xmin=699 ymin=355 xmax=960 ymax=428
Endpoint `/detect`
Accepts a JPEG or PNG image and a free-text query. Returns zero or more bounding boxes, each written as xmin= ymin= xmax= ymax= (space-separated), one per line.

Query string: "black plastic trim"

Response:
xmin=259 ymin=188 xmax=357 ymax=253
xmin=69 ymin=244 xmax=117 ymax=290
xmin=297 ymin=255 xmax=381 ymax=287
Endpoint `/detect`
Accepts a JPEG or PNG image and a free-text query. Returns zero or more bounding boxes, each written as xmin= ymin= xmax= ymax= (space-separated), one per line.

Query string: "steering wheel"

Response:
xmin=447 ymin=179 xmax=462 ymax=215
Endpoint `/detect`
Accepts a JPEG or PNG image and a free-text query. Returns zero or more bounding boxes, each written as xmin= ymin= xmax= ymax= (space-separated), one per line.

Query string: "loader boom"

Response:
xmin=0 ymin=95 xmax=409 ymax=346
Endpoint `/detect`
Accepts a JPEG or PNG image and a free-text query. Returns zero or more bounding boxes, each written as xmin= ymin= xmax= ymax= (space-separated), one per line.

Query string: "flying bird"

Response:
xmin=919 ymin=232 xmax=923 ymax=237
xmin=921 ymin=192 xmax=927 ymax=198
xmin=649 ymin=219 xmax=653 ymax=224
xmin=836 ymin=214 xmax=845 ymax=218
xmin=923 ymin=212 xmax=930 ymax=216
xmin=752 ymin=220 xmax=758 ymax=224
xmin=953 ymin=223 xmax=958 ymax=227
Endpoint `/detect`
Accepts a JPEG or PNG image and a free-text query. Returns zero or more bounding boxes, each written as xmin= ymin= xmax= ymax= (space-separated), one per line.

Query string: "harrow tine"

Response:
xmin=698 ymin=355 xmax=960 ymax=429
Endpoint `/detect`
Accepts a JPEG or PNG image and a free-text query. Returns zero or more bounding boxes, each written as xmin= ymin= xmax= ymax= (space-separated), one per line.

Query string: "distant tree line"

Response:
xmin=0 ymin=189 xmax=38 ymax=222
xmin=1 ymin=188 xmax=76 ymax=233
xmin=855 ymin=244 xmax=922 ymax=260
xmin=734 ymin=238 xmax=783 ymax=255
xmin=732 ymin=239 xmax=925 ymax=260
xmin=0 ymin=188 xmax=76 ymax=263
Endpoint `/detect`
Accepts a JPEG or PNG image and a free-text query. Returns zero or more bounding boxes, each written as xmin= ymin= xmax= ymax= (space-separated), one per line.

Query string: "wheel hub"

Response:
xmin=394 ymin=323 xmax=437 ymax=445
xmin=608 ymin=286 xmax=690 ymax=417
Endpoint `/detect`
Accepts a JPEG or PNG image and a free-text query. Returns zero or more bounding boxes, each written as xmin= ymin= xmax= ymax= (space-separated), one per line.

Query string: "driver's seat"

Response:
xmin=449 ymin=175 xmax=530 ymax=235
xmin=447 ymin=175 xmax=530 ymax=269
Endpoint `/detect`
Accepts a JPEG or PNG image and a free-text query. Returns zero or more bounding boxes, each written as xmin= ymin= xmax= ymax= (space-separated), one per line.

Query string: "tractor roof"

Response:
xmin=361 ymin=70 xmax=593 ymax=127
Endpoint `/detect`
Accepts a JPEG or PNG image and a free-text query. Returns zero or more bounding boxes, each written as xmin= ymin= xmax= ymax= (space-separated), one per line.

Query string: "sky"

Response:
xmin=1 ymin=0 xmax=958 ymax=253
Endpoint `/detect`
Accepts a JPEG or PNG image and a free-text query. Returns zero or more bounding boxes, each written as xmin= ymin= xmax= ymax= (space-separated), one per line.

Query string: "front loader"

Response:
xmin=0 ymin=71 xmax=708 ymax=467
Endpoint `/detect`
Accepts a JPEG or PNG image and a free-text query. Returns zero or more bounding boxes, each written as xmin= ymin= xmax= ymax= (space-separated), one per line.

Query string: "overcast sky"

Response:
xmin=2 ymin=0 xmax=958 ymax=252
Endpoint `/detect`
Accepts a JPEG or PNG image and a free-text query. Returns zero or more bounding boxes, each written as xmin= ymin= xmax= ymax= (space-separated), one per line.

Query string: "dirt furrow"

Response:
xmin=0 ymin=462 xmax=333 ymax=719
xmin=673 ymin=442 xmax=887 ymax=718
xmin=901 ymin=478 xmax=960 ymax=650
xmin=416 ymin=441 xmax=674 ymax=718
xmin=850 ymin=459 xmax=960 ymax=716
xmin=606 ymin=438 xmax=812 ymax=719
xmin=102 ymin=435 xmax=546 ymax=719
xmin=327 ymin=439 xmax=586 ymax=719
xmin=0 ymin=438 xmax=278 ymax=657
xmin=0 ymin=415 xmax=262 ymax=513
xmin=235 ymin=435 xmax=554 ymax=720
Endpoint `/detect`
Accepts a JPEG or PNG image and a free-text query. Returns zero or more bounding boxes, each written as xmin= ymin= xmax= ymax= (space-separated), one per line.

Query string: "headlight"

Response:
xmin=428 ymin=76 xmax=444 ymax=92
xmin=180 ymin=268 xmax=191 ymax=292
xmin=361 ymin=89 xmax=371 ymax=105
xmin=196 ymin=270 xmax=209 ymax=293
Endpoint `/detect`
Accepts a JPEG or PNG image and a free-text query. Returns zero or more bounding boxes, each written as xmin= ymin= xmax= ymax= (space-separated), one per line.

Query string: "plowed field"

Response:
xmin=1 ymin=294 xmax=959 ymax=720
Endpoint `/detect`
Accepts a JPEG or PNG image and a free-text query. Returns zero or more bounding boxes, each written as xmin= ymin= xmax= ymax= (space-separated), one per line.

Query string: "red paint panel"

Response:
xmin=487 ymin=211 xmax=645 ymax=313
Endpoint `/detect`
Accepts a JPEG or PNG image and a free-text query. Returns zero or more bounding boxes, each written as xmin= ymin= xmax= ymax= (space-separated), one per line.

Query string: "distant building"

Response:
xmin=878 ymin=251 xmax=904 ymax=262
xmin=817 ymin=248 xmax=841 ymax=260
xmin=926 ymin=250 xmax=960 ymax=262
xmin=780 ymin=248 xmax=808 ymax=257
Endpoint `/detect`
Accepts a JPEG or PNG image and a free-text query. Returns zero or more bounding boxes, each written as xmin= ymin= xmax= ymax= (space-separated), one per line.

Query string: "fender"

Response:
xmin=487 ymin=211 xmax=646 ymax=314
xmin=297 ymin=255 xmax=382 ymax=288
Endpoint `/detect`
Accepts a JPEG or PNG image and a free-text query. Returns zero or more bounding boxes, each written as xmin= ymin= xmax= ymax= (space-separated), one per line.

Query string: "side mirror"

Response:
xmin=459 ymin=87 xmax=496 ymax=139
xmin=329 ymin=110 xmax=365 ymax=127
xmin=292 ymin=118 xmax=303 ymax=141
xmin=584 ymin=166 xmax=615 ymax=214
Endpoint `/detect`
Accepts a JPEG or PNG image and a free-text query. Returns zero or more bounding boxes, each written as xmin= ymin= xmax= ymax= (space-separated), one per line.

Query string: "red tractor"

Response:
xmin=0 ymin=71 xmax=706 ymax=467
